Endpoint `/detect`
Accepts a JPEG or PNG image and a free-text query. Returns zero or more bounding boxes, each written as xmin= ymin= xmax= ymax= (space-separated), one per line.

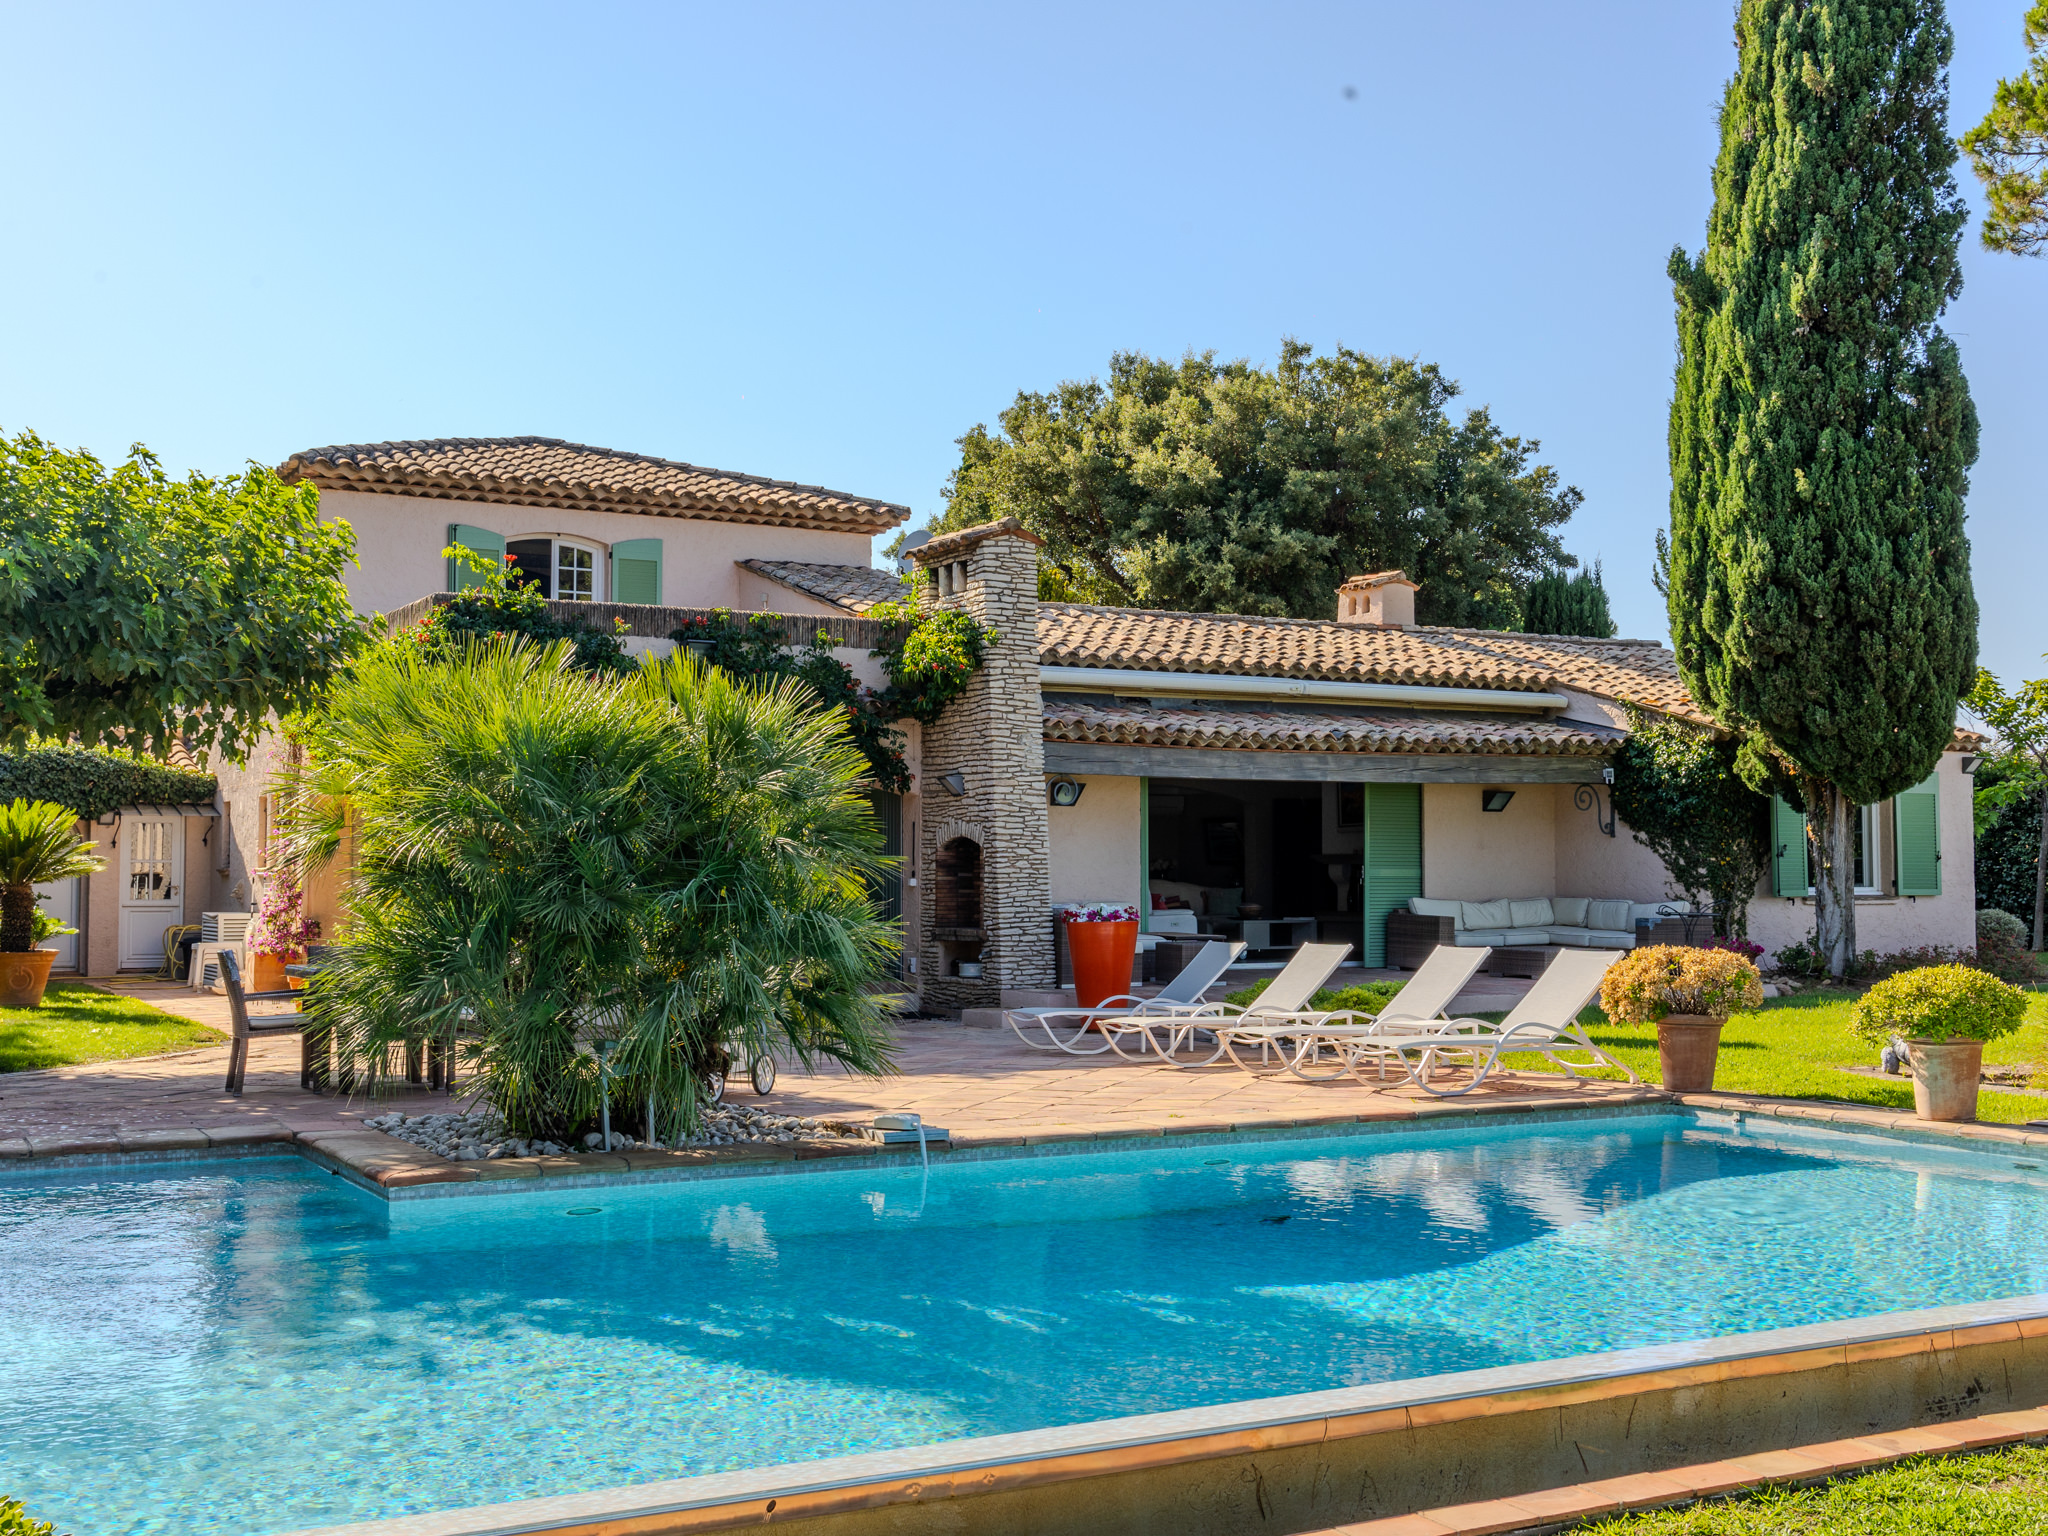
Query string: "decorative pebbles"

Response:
xmin=363 ymin=1103 xmax=863 ymax=1162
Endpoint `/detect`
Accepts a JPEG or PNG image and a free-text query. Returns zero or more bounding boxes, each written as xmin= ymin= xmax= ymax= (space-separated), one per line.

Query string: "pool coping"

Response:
xmin=9 ymin=1086 xmax=2048 ymax=1201
xmin=270 ymin=1291 xmax=2048 ymax=1536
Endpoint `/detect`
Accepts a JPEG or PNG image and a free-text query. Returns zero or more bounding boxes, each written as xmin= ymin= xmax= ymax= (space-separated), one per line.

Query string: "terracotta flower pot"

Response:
xmin=1907 ymin=1038 xmax=1984 ymax=1123
xmin=0 ymin=949 xmax=57 ymax=1009
xmin=1656 ymin=1014 xmax=1724 ymax=1092
xmin=254 ymin=950 xmax=304 ymax=992
xmin=1066 ymin=919 xmax=1139 ymax=1010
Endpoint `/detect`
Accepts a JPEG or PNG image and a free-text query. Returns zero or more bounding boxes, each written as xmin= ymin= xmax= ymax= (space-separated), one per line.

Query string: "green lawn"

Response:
xmin=1494 ymin=986 xmax=2048 ymax=1126
xmin=0 ymin=983 xmax=223 ymax=1072
xmin=1575 ymin=1445 xmax=2048 ymax=1534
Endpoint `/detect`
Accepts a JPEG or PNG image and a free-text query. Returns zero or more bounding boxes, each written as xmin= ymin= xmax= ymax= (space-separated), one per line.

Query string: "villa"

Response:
xmin=44 ymin=435 xmax=1979 ymax=1000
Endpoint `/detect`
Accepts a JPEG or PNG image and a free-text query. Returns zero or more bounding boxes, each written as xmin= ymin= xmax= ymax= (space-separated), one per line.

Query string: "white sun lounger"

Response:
xmin=1272 ymin=945 xmax=1493 ymax=1081
xmin=1003 ymin=940 xmax=1245 ymax=1055
xmin=1102 ymin=942 xmax=1354 ymax=1067
xmin=1356 ymin=948 xmax=1638 ymax=1096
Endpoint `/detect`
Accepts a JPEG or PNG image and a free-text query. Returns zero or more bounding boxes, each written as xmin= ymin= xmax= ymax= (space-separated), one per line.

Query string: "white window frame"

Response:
xmin=1807 ymin=802 xmax=1884 ymax=897
xmin=507 ymin=535 xmax=606 ymax=603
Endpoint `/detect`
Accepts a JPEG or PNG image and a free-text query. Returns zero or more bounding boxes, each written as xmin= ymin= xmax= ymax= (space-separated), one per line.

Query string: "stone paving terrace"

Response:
xmin=0 ymin=977 xmax=1669 ymax=1166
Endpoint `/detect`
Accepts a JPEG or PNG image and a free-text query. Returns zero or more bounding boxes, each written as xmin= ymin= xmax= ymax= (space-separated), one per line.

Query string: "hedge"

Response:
xmin=0 ymin=747 xmax=218 ymax=822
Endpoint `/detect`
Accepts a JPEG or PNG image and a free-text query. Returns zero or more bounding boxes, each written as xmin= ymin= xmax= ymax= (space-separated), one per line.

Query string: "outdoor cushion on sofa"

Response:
xmin=1453 ymin=930 xmax=1508 ymax=947
xmin=1550 ymin=896 xmax=1590 ymax=925
xmin=1461 ymin=899 xmax=1516 ymax=930
xmin=1508 ymin=898 xmax=1555 ymax=928
xmin=1585 ymin=898 xmax=1634 ymax=933
xmin=1546 ymin=926 xmax=1637 ymax=947
xmin=1409 ymin=897 xmax=1465 ymax=924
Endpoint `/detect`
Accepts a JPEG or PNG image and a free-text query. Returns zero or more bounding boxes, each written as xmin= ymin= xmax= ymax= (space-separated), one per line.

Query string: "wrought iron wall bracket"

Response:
xmin=1574 ymin=783 xmax=1616 ymax=838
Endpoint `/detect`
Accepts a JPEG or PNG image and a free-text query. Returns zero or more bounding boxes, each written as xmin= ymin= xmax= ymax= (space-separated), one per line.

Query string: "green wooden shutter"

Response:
xmin=1770 ymin=794 xmax=1809 ymax=896
xmin=610 ymin=538 xmax=663 ymax=605
xmin=1894 ymin=772 xmax=1942 ymax=895
xmin=1360 ymin=783 xmax=1422 ymax=967
xmin=445 ymin=524 xmax=505 ymax=592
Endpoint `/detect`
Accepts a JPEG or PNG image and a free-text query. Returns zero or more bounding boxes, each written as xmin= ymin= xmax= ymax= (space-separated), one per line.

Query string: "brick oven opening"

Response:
xmin=933 ymin=837 xmax=983 ymax=935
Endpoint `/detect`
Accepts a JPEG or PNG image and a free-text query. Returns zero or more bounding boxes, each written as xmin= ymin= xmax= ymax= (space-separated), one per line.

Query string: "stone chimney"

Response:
xmin=1335 ymin=570 xmax=1418 ymax=628
xmin=906 ymin=518 xmax=1053 ymax=1010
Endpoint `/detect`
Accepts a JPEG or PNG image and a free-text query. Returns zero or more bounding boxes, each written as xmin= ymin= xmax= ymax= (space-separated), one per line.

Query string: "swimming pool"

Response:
xmin=6 ymin=1108 xmax=2048 ymax=1535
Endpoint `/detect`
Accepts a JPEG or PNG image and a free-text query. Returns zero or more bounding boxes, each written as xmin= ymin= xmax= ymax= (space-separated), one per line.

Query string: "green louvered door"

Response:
xmin=1770 ymin=794 xmax=1810 ymax=896
xmin=445 ymin=524 xmax=505 ymax=592
xmin=1894 ymin=772 xmax=1942 ymax=895
xmin=1360 ymin=784 xmax=1422 ymax=967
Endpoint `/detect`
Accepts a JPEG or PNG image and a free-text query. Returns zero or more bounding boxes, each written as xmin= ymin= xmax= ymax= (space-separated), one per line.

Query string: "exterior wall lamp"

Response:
xmin=1047 ymin=778 xmax=1085 ymax=807
xmin=939 ymin=771 xmax=967 ymax=797
xmin=1480 ymin=789 xmax=1515 ymax=813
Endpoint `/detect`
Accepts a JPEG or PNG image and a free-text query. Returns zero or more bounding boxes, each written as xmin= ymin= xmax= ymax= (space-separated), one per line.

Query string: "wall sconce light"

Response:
xmin=1047 ymin=778 xmax=1085 ymax=807
xmin=939 ymin=772 xmax=967 ymax=797
xmin=1481 ymin=789 xmax=1515 ymax=813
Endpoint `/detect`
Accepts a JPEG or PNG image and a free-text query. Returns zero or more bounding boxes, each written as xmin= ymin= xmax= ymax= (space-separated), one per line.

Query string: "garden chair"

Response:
xmin=1101 ymin=942 xmax=1353 ymax=1067
xmin=1354 ymin=948 xmax=1637 ymax=1097
xmin=219 ymin=950 xmax=318 ymax=1094
xmin=1004 ymin=940 xmax=1245 ymax=1055
xmin=1274 ymin=944 xmax=1492 ymax=1081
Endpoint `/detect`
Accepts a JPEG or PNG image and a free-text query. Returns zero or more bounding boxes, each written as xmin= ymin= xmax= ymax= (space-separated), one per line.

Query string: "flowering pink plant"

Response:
xmin=1063 ymin=903 xmax=1138 ymax=923
xmin=251 ymin=879 xmax=322 ymax=957
xmin=1704 ymin=935 xmax=1765 ymax=963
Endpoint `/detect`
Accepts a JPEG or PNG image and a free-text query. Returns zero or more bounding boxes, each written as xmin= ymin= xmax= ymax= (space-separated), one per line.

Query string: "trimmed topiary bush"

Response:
xmin=1599 ymin=944 xmax=1763 ymax=1023
xmin=1849 ymin=964 xmax=2028 ymax=1045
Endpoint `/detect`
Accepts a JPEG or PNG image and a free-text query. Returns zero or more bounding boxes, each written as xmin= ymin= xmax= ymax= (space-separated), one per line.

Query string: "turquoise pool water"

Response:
xmin=6 ymin=1111 xmax=2048 ymax=1535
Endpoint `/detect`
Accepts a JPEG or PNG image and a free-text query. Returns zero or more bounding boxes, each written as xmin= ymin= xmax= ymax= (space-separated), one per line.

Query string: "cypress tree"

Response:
xmin=1667 ymin=0 xmax=1979 ymax=978
xmin=1520 ymin=562 xmax=1617 ymax=638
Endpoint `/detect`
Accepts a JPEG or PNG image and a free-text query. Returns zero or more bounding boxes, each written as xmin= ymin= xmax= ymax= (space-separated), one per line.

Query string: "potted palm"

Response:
xmin=1599 ymin=943 xmax=1764 ymax=1092
xmin=0 ymin=799 xmax=105 ymax=1009
xmin=1850 ymin=964 xmax=2028 ymax=1122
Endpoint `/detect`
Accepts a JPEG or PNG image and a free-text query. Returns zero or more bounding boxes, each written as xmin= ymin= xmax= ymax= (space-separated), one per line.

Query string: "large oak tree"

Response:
xmin=932 ymin=341 xmax=1582 ymax=626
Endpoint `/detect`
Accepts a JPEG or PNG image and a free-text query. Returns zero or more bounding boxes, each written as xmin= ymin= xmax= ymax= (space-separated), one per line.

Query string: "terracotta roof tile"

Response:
xmin=1037 ymin=605 xmax=1708 ymax=721
xmin=739 ymin=559 xmax=905 ymax=615
xmin=909 ymin=516 xmax=1043 ymax=562
xmin=278 ymin=437 xmax=910 ymax=535
xmin=1042 ymin=696 xmax=1621 ymax=757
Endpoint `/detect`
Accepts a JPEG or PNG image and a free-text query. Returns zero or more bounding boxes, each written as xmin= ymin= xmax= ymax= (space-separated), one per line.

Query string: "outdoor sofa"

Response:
xmin=1384 ymin=896 xmax=1675 ymax=971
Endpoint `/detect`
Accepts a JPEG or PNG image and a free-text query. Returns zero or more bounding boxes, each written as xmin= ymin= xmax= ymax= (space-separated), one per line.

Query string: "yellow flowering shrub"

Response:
xmin=1599 ymin=944 xmax=1764 ymax=1024
xmin=1848 ymin=964 xmax=2028 ymax=1045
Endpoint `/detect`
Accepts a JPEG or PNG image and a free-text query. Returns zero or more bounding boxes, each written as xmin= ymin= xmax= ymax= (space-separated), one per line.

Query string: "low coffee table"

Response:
xmin=1485 ymin=946 xmax=1553 ymax=979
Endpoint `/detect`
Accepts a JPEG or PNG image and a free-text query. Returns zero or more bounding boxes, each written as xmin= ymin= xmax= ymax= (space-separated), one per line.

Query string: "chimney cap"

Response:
xmin=1337 ymin=569 xmax=1418 ymax=592
xmin=907 ymin=517 xmax=1044 ymax=565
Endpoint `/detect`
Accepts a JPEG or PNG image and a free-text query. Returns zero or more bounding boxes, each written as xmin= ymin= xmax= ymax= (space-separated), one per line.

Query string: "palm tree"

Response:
xmin=280 ymin=637 xmax=897 ymax=1140
xmin=0 ymin=799 xmax=103 ymax=953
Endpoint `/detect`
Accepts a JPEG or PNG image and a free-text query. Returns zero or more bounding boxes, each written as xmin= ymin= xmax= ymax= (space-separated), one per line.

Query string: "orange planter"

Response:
xmin=254 ymin=950 xmax=304 ymax=991
xmin=1066 ymin=920 xmax=1138 ymax=1010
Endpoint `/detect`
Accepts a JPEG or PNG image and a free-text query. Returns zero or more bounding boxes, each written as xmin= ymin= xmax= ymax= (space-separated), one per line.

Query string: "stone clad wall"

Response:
xmin=912 ymin=522 xmax=1052 ymax=1010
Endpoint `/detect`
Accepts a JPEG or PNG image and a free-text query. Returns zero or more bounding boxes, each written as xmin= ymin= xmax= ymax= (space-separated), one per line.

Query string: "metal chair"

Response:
xmin=219 ymin=949 xmax=317 ymax=1094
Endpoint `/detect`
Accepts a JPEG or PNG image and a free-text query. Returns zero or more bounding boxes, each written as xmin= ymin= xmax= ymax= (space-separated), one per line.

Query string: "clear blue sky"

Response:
xmin=2 ymin=1 xmax=2040 ymax=686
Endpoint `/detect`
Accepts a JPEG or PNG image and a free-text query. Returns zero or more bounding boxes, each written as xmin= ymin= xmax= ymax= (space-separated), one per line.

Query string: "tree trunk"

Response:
xmin=2034 ymin=781 xmax=2047 ymax=953
xmin=0 ymin=882 xmax=36 ymax=954
xmin=1808 ymin=783 xmax=1857 ymax=980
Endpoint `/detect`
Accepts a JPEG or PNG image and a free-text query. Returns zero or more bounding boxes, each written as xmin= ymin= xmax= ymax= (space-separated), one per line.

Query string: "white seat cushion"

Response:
xmin=1455 ymin=930 xmax=1508 ymax=946
xmin=1500 ymin=928 xmax=1552 ymax=945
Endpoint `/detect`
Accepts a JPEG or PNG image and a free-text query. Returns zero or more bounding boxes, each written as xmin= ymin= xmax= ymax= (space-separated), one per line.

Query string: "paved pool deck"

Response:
xmin=0 ymin=974 xmax=1660 ymax=1165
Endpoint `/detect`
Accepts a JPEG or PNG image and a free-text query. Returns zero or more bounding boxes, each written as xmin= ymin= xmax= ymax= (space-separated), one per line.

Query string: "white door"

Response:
xmin=119 ymin=817 xmax=185 ymax=970
xmin=33 ymin=877 xmax=79 ymax=972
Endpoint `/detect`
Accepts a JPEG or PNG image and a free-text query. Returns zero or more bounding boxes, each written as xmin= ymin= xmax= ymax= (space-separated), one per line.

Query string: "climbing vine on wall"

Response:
xmin=669 ymin=600 xmax=996 ymax=794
